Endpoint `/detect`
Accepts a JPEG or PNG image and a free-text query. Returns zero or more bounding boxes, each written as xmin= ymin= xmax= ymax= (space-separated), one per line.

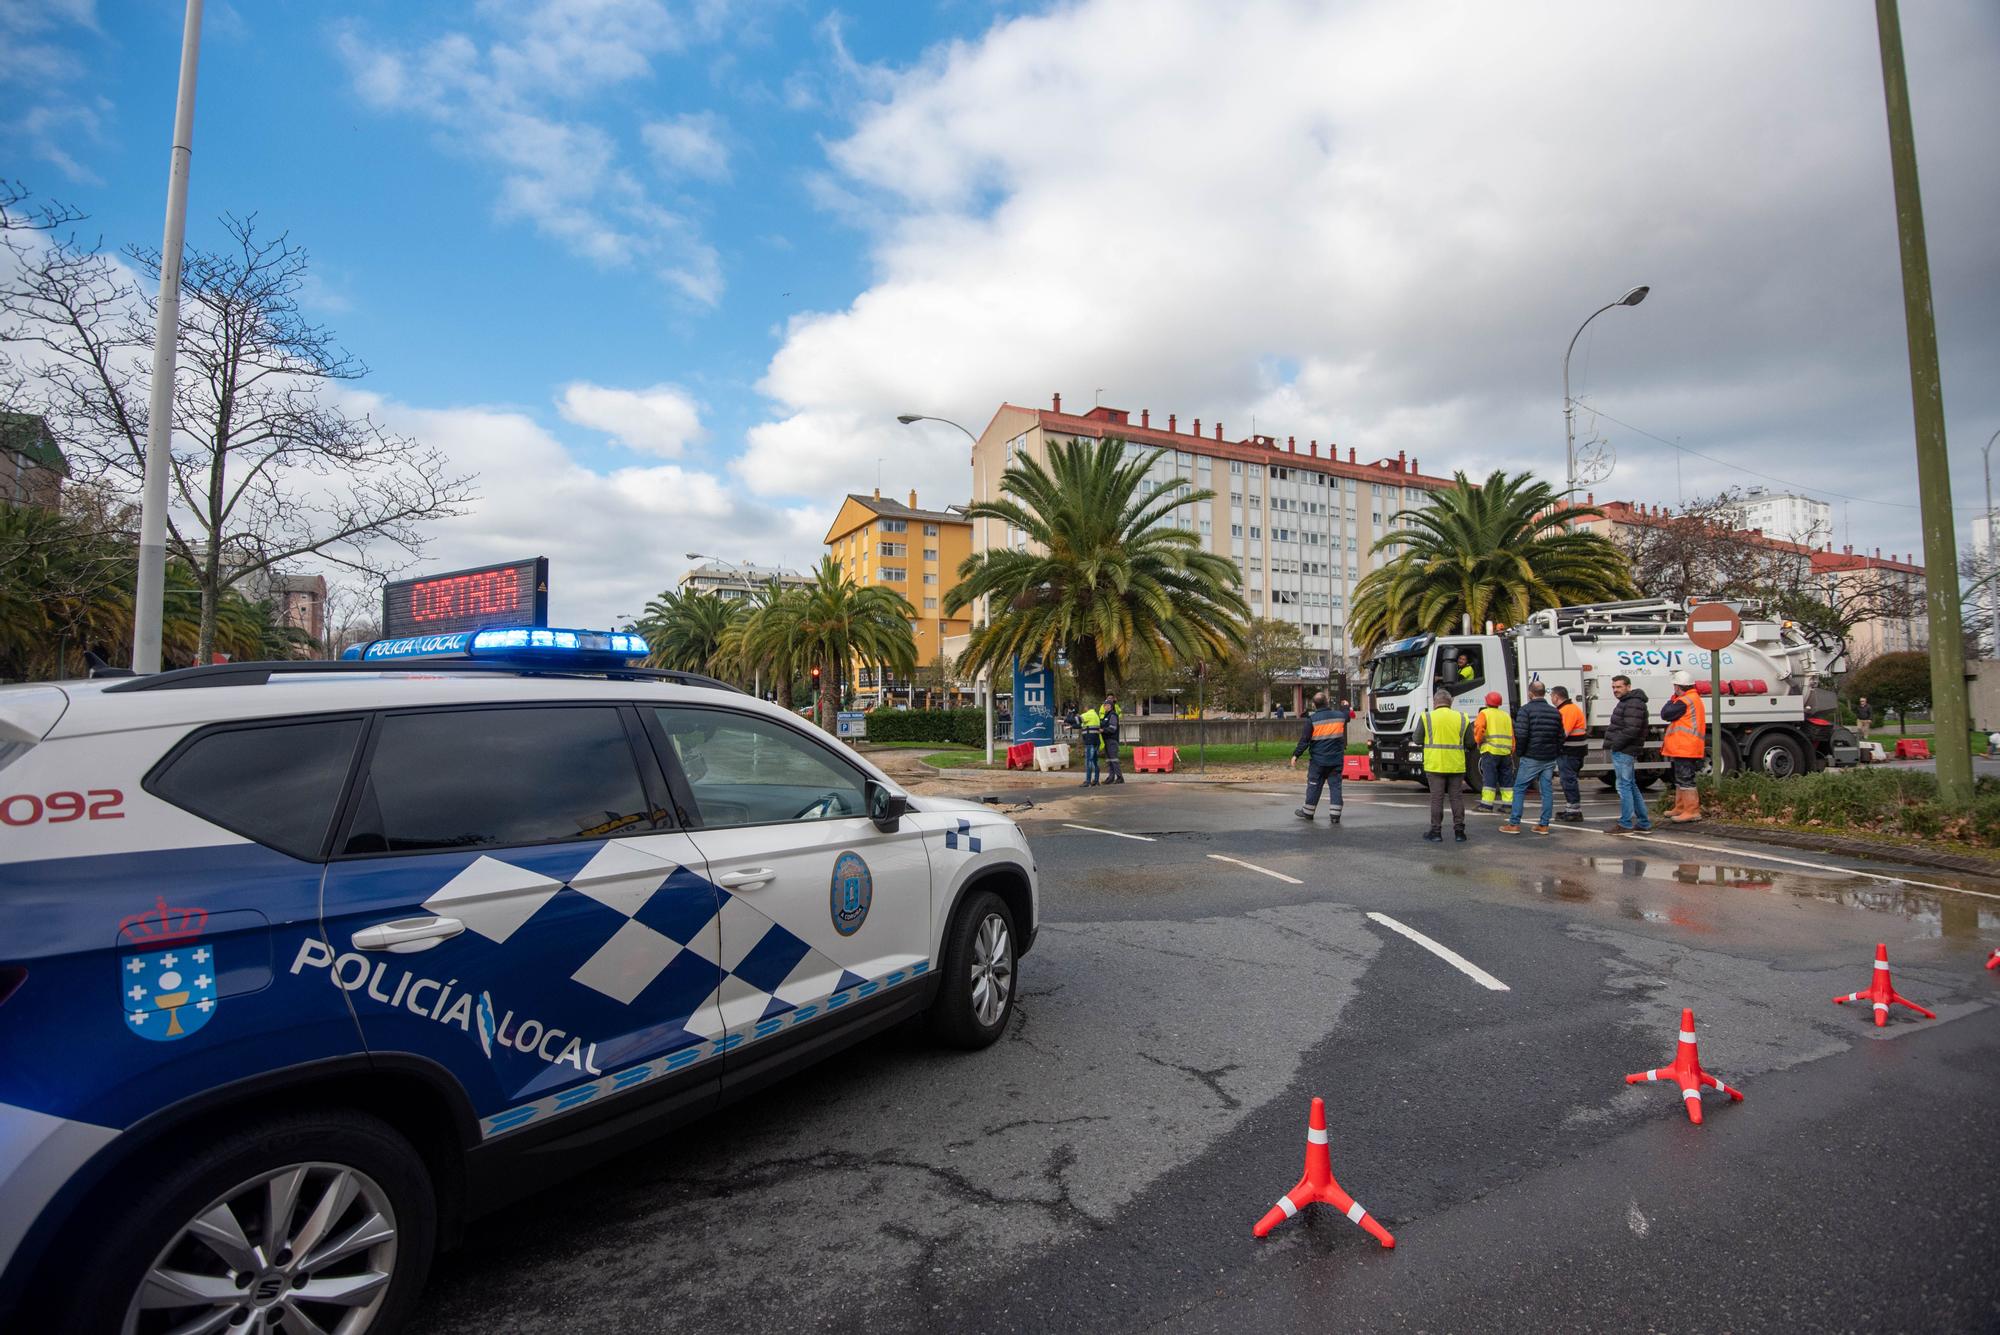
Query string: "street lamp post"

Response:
xmin=897 ymin=412 xmax=993 ymax=762
xmin=687 ymin=552 xmax=762 ymax=697
xmin=1984 ymin=429 xmax=2000 ymax=657
xmin=1562 ymin=285 xmax=1651 ymax=504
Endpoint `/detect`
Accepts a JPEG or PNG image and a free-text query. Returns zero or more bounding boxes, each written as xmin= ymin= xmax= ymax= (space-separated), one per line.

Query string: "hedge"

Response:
xmin=1697 ymin=768 xmax=2000 ymax=848
xmin=861 ymin=708 xmax=987 ymax=746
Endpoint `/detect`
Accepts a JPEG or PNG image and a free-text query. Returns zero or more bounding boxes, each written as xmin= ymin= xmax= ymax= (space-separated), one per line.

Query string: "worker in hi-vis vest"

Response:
xmin=1079 ymin=705 xmax=1104 ymax=787
xmin=1420 ymin=687 xmax=1471 ymax=843
xmin=1473 ymin=690 xmax=1515 ymax=812
xmin=1289 ymin=690 xmax=1351 ymax=826
xmin=1659 ymin=669 xmax=1707 ymax=822
xmin=1551 ymin=684 xmax=1588 ymax=823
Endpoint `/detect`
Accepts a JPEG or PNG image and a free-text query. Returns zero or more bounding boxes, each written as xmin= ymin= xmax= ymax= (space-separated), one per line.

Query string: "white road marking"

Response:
xmin=1061 ymin=823 xmax=1156 ymax=842
xmin=1206 ymin=853 xmax=1304 ymax=884
xmin=1364 ymin=912 xmax=1511 ymax=991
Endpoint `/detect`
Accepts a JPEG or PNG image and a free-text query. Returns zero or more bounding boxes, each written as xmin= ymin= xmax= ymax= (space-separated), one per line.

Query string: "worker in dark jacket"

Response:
xmin=1290 ymin=691 xmax=1351 ymax=825
xmin=1100 ymin=695 xmax=1124 ymax=784
xmin=1551 ymin=685 xmax=1588 ymax=822
xmin=1500 ymin=681 xmax=1566 ymax=834
xmin=1602 ymin=674 xmax=1653 ymax=833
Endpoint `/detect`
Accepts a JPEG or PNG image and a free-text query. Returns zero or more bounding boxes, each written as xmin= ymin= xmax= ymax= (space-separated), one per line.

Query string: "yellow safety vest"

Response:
xmin=1476 ymin=706 xmax=1515 ymax=756
xmin=1457 ymin=664 xmax=1474 ymax=680
xmin=1420 ymin=708 xmax=1468 ymax=774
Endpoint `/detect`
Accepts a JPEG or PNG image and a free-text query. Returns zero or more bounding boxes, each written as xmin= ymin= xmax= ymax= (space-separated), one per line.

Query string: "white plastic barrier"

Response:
xmin=1033 ymin=743 xmax=1071 ymax=772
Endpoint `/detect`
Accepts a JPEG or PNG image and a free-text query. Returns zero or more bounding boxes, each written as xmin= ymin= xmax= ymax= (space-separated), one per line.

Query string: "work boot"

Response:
xmin=1328 ymin=809 xmax=1342 ymax=827
xmin=1423 ymin=828 xmax=1443 ymax=843
xmin=1454 ymin=826 xmax=1468 ymax=842
xmin=1533 ymin=825 xmax=1551 ymax=836
xmin=1295 ymin=807 xmax=1316 ymax=821
xmin=1498 ymin=823 xmax=1522 ymax=835
xmin=1670 ymin=788 xmax=1701 ymax=823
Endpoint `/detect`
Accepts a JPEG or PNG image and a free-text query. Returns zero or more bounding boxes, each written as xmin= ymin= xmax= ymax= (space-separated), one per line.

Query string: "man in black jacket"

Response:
xmin=1289 ymin=691 xmax=1351 ymax=826
xmin=1602 ymin=674 xmax=1654 ymax=833
xmin=1500 ymin=681 xmax=1566 ymax=834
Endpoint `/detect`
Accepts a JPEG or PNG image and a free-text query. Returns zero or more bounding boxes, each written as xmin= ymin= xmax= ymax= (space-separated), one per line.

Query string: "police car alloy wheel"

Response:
xmin=930 ymin=890 xmax=1017 ymax=1049
xmin=82 ymin=1111 xmax=435 ymax=1335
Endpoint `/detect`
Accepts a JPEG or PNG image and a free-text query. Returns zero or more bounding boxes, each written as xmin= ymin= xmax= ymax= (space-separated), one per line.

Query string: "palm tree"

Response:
xmin=945 ymin=437 xmax=1249 ymax=701
xmin=1350 ymin=469 xmax=1635 ymax=651
xmin=718 ymin=578 xmax=798 ymax=701
xmin=759 ymin=556 xmax=918 ymax=728
xmin=638 ymin=588 xmax=742 ymax=676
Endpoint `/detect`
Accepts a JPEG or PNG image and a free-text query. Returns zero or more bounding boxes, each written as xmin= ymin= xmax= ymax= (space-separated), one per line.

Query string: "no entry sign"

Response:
xmin=1687 ymin=602 xmax=1741 ymax=651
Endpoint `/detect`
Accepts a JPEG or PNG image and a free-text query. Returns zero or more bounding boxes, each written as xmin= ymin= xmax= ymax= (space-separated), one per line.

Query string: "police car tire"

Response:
xmin=929 ymin=889 xmax=1017 ymax=1050
xmin=67 ymin=1109 xmax=436 ymax=1335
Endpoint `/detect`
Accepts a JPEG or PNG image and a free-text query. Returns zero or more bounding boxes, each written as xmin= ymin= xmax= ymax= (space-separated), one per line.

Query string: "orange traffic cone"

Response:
xmin=1624 ymin=1007 xmax=1744 ymax=1124
xmin=1251 ymin=1097 xmax=1395 ymax=1246
xmin=1986 ymin=949 xmax=1998 ymax=971
xmin=1834 ymin=942 xmax=1934 ymax=1027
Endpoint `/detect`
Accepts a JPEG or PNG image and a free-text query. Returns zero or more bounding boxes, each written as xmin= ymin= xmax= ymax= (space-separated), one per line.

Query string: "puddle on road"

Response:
xmin=1563 ymin=855 xmax=2000 ymax=940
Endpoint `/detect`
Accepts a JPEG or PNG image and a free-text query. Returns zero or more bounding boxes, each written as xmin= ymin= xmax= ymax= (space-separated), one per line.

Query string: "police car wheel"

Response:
xmin=929 ymin=890 xmax=1017 ymax=1050
xmin=75 ymin=1110 xmax=435 ymax=1335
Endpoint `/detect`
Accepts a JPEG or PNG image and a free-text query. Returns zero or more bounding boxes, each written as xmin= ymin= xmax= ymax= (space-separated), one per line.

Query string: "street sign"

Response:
xmin=1686 ymin=602 xmax=1739 ymax=776
xmin=1686 ymin=602 xmax=1741 ymax=652
xmin=1011 ymin=655 xmax=1055 ymax=744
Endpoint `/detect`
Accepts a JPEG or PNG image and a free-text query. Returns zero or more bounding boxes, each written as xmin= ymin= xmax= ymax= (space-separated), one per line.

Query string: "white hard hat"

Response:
xmin=1672 ymin=669 xmax=1694 ymax=687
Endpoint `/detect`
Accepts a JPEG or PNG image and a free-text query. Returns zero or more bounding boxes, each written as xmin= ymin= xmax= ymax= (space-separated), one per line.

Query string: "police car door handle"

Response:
xmin=353 ymin=916 xmax=465 ymax=953
xmin=716 ymin=867 xmax=776 ymax=890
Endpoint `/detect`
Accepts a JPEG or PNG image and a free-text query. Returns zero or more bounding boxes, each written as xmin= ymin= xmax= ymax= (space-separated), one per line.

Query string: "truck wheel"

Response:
xmin=1748 ymin=729 xmax=1807 ymax=779
xmin=69 ymin=1109 xmax=435 ymax=1335
xmin=929 ymin=889 xmax=1017 ymax=1050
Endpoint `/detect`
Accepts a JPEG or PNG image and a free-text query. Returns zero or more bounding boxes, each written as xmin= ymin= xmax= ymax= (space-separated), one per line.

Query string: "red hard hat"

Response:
xmin=1484 ymin=691 xmax=1502 ymax=707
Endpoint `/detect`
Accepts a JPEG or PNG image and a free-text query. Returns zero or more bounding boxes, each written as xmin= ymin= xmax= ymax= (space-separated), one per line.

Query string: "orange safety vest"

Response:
xmin=1311 ymin=717 xmax=1347 ymax=741
xmin=1662 ymin=688 xmax=1706 ymax=758
xmin=1559 ymin=700 xmax=1587 ymax=740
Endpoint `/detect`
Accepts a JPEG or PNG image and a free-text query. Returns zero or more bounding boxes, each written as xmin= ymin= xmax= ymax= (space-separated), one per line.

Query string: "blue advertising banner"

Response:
xmin=1012 ymin=655 xmax=1055 ymax=743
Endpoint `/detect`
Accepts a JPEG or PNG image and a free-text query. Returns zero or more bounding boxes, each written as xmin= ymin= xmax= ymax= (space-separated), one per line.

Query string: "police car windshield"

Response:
xmin=1368 ymin=650 xmax=1426 ymax=697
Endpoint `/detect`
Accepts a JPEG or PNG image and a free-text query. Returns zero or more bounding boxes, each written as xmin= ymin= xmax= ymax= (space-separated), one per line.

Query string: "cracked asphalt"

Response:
xmin=413 ymin=779 xmax=2000 ymax=1333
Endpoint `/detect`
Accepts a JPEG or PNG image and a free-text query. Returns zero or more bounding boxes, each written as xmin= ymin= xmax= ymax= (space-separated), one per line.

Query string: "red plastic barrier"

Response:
xmin=1342 ymin=753 xmax=1375 ymax=781
xmin=1132 ymin=745 xmax=1178 ymax=773
xmin=1005 ymin=742 xmax=1035 ymax=770
xmin=1894 ymin=738 xmax=1931 ymax=759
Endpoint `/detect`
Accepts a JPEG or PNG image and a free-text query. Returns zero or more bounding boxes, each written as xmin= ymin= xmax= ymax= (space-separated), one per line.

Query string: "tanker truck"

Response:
xmin=1363 ymin=598 xmax=1838 ymax=785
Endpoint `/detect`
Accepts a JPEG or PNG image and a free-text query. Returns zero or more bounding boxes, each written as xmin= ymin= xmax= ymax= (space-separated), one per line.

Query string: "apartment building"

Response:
xmin=677 ymin=559 xmax=812 ymax=602
xmin=0 ymin=412 xmax=67 ymax=511
xmin=824 ymin=489 xmax=972 ymax=703
xmin=969 ymin=394 xmax=1456 ymax=676
xmin=1723 ymin=488 xmax=1832 ymax=545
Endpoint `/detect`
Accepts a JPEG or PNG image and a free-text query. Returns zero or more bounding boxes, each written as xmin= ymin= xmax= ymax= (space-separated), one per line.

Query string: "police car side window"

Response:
xmin=653 ymin=708 xmax=866 ymax=828
xmin=150 ymin=717 xmax=366 ymax=860
xmin=340 ymin=707 xmax=657 ymax=855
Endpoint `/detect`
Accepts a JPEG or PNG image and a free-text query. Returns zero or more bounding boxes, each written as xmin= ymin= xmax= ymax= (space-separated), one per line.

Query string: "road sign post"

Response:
xmin=1687 ymin=603 xmax=1743 ymax=779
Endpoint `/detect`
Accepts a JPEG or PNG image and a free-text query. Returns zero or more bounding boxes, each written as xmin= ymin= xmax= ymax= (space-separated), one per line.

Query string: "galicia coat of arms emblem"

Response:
xmin=829 ymin=852 xmax=873 ymax=936
xmin=118 ymin=897 xmax=217 ymax=1041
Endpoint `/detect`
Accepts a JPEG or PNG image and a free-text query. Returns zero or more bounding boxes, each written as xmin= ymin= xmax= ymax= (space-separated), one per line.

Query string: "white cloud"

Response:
xmin=341 ymin=390 xmax=825 ymax=628
xmin=744 ymin=0 xmax=2000 ymax=557
xmin=644 ymin=111 xmax=731 ymax=181
xmin=557 ymin=382 xmax=706 ymax=456
xmin=334 ymin=2 xmax=725 ymax=305
xmin=3 ymin=0 xmax=106 ymax=183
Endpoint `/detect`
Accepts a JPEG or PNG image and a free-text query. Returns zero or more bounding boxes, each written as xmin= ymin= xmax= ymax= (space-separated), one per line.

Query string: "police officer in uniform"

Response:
xmin=1100 ymin=695 xmax=1124 ymax=784
xmin=1473 ymin=690 xmax=1515 ymax=812
xmin=1420 ymin=687 xmax=1471 ymax=842
xmin=1079 ymin=702 xmax=1103 ymax=787
xmin=1660 ymin=669 xmax=1706 ymax=822
xmin=1289 ymin=691 xmax=1351 ymax=826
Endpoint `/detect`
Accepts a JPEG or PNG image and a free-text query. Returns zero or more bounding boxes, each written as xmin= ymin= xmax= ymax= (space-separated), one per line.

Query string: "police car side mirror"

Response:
xmin=869 ymin=781 xmax=909 ymax=831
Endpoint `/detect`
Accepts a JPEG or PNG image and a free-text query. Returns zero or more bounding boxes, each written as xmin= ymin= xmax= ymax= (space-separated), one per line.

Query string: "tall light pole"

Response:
xmin=1562 ymin=284 xmax=1650 ymax=505
xmin=1984 ymin=428 xmax=2000 ymax=659
xmin=898 ymin=412 xmax=994 ymax=762
xmin=687 ymin=552 xmax=762 ymax=696
xmin=132 ymin=0 xmax=206 ymax=673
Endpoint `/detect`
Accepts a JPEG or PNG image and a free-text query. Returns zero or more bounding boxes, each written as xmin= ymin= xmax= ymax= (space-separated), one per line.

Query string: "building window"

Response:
xmin=881 ymin=567 xmax=907 ymax=581
xmin=1231 ymin=524 xmax=1243 ymax=538
xmin=879 ymin=541 xmax=907 ymax=557
xmin=1199 ymin=520 xmax=1212 ymax=534
xmin=924 ymin=597 xmax=938 ymax=610
xmin=923 ymin=524 xmax=939 ymax=536
xmin=923 ymin=572 xmax=939 ymax=584
xmin=923 ymin=548 xmax=938 ymax=561
xmin=882 ymin=518 xmax=908 ymax=533
xmin=1250 ymin=527 xmax=1261 ymax=539
xmin=1230 ymin=461 xmax=1242 ymax=474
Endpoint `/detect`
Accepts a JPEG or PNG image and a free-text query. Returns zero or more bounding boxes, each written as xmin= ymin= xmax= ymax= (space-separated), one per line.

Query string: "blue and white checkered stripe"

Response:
xmin=481 ymin=960 xmax=931 ymax=1137
xmin=943 ymin=818 xmax=982 ymax=853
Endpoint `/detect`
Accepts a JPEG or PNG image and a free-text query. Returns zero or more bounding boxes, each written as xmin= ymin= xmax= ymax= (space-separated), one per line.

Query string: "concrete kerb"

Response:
xmin=911 ymin=756 xmax=1290 ymax=785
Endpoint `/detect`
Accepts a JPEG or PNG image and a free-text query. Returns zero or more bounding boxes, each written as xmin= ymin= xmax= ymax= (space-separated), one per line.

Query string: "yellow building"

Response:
xmin=823 ymin=489 xmax=973 ymax=705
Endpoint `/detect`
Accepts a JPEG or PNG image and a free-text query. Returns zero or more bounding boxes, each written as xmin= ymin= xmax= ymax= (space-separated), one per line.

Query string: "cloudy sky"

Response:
xmin=5 ymin=0 xmax=1997 ymax=628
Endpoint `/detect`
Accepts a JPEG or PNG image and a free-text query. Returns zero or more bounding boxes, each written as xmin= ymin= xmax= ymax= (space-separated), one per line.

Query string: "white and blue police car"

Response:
xmin=0 ymin=628 xmax=1037 ymax=1333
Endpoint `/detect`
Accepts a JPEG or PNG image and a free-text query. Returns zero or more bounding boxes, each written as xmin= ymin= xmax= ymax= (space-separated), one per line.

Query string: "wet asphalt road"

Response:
xmin=412 ymin=779 xmax=2000 ymax=1333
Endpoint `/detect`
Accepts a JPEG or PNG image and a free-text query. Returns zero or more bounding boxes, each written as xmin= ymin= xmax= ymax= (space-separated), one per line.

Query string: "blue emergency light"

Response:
xmin=338 ymin=626 xmax=650 ymax=667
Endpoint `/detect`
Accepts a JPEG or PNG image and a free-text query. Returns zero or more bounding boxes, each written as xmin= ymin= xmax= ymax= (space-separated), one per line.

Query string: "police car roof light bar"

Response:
xmin=103 ymin=659 xmax=739 ymax=695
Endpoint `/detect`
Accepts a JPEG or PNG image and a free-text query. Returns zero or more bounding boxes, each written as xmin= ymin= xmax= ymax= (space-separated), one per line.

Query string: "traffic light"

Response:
xmin=811 ymin=665 xmax=822 ymax=683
